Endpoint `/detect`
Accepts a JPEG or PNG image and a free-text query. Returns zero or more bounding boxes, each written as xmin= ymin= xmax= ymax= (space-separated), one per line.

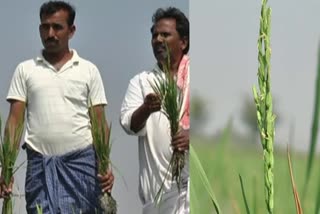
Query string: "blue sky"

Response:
xmin=0 ymin=1 xmax=188 ymax=213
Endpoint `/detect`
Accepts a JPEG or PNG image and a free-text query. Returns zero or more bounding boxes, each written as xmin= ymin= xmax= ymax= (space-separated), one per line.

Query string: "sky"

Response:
xmin=0 ymin=1 xmax=188 ymax=213
xmin=1 ymin=0 xmax=320 ymax=213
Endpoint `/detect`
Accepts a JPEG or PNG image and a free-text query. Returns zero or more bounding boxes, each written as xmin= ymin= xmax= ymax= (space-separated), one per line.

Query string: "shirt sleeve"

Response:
xmin=7 ymin=63 xmax=27 ymax=103
xmin=88 ymin=65 xmax=108 ymax=107
xmin=120 ymin=74 xmax=147 ymax=136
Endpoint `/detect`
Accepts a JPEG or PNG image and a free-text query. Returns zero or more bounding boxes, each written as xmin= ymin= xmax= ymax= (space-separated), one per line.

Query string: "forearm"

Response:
xmin=89 ymin=105 xmax=110 ymax=146
xmin=130 ymin=104 xmax=150 ymax=133
xmin=4 ymin=114 xmax=24 ymax=149
xmin=94 ymin=120 xmax=109 ymax=145
xmin=104 ymin=122 xmax=110 ymax=146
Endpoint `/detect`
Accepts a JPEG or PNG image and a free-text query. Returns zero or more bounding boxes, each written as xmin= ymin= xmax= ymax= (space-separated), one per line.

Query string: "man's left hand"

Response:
xmin=98 ymin=169 xmax=114 ymax=193
xmin=172 ymin=129 xmax=189 ymax=151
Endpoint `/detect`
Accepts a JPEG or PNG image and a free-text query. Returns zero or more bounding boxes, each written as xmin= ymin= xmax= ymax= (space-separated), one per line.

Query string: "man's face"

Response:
xmin=39 ymin=10 xmax=75 ymax=54
xmin=151 ymin=18 xmax=187 ymax=65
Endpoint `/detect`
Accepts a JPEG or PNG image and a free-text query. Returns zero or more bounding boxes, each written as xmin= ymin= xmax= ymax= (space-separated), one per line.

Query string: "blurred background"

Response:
xmin=191 ymin=0 xmax=320 ymax=213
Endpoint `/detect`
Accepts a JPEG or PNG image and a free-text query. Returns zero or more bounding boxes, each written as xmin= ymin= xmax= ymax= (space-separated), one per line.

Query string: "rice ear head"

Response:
xmin=253 ymin=0 xmax=275 ymax=212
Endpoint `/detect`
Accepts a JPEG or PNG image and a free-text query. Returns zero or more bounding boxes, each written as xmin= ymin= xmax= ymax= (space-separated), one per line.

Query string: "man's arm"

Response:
xmin=120 ymin=74 xmax=161 ymax=135
xmin=89 ymin=104 xmax=109 ymax=141
xmin=0 ymin=100 xmax=25 ymax=198
xmin=4 ymin=100 xmax=25 ymax=147
xmin=130 ymin=93 xmax=161 ymax=133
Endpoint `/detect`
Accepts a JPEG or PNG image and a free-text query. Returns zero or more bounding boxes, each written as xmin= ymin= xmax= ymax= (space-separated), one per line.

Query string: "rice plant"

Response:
xmin=89 ymin=105 xmax=117 ymax=214
xmin=303 ymin=43 xmax=320 ymax=206
xmin=149 ymin=44 xmax=185 ymax=202
xmin=239 ymin=174 xmax=251 ymax=214
xmin=149 ymin=43 xmax=222 ymax=213
xmin=36 ymin=204 xmax=43 ymax=214
xmin=252 ymin=0 xmax=275 ymax=213
xmin=190 ymin=144 xmax=220 ymax=213
xmin=287 ymin=146 xmax=303 ymax=214
xmin=0 ymin=114 xmax=24 ymax=214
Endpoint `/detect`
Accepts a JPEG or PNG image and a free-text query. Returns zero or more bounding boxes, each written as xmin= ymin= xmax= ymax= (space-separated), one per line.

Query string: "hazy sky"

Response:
xmin=0 ymin=1 xmax=188 ymax=213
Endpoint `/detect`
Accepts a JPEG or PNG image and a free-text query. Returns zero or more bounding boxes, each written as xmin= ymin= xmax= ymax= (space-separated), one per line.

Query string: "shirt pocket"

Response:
xmin=64 ymin=79 xmax=88 ymax=104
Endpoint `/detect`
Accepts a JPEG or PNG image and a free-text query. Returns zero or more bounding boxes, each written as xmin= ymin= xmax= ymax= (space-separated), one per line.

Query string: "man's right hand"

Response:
xmin=130 ymin=93 xmax=161 ymax=133
xmin=143 ymin=93 xmax=161 ymax=114
xmin=0 ymin=176 xmax=13 ymax=199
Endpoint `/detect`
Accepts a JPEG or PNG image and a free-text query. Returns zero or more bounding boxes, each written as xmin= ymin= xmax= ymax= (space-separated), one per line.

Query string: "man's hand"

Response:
xmin=0 ymin=176 xmax=14 ymax=199
xmin=97 ymin=169 xmax=114 ymax=194
xmin=143 ymin=93 xmax=161 ymax=115
xmin=130 ymin=93 xmax=161 ymax=133
xmin=172 ymin=129 xmax=190 ymax=151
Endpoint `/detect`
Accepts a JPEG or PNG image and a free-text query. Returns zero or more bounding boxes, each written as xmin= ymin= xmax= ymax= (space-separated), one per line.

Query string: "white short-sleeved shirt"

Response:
xmin=7 ymin=50 xmax=107 ymax=155
xmin=120 ymin=66 xmax=189 ymax=205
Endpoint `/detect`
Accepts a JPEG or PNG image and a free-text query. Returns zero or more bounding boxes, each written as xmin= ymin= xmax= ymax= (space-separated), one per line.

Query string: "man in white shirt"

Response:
xmin=120 ymin=7 xmax=190 ymax=214
xmin=0 ymin=1 xmax=114 ymax=213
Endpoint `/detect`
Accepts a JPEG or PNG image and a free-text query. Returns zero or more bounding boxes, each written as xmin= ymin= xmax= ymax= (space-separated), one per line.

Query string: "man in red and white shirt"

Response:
xmin=120 ymin=7 xmax=190 ymax=214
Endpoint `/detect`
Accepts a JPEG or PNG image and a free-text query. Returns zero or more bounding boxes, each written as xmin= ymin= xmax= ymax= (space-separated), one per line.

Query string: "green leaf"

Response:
xmin=304 ymin=43 xmax=320 ymax=203
xmin=190 ymin=145 xmax=220 ymax=213
xmin=239 ymin=174 xmax=251 ymax=214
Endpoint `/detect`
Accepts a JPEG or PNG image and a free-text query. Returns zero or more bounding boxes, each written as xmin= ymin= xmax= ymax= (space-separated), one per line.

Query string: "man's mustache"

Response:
xmin=155 ymin=44 xmax=165 ymax=50
xmin=45 ymin=38 xmax=58 ymax=43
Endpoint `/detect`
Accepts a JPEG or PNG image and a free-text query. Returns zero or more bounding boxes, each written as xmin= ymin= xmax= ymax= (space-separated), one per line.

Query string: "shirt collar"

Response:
xmin=153 ymin=54 xmax=190 ymax=75
xmin=35 ymin=49 xmax=80 ymax=66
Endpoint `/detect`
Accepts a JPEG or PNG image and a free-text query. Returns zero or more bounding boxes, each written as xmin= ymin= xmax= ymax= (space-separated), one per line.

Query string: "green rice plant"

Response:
xmin=303 ymin=43 xmax=320 ymax=204
xmin=239 ymin=174 xmax=251 ymax=214
xmin=190 ymin=121 xmax=230 ymax=214
xmin=89 ymin=106 xmax=117 ymax=214
xmin=0 ymin=114 xmax=24 ymax=214
xmin=252 ymin=175 xmax=258 ymax=214
xmin=305 ymin=43 xmax=320 ymax=214
xmin=252 ymin=0 xmax=275 ymax=213
xmin=36 ymin=204 xmax=43 ymax=214
xmin=150 ymin=42 xmax=220 ymax=212
xmin=149 ymin=44 xmax=185 ymax=202
xmin=315 ymin=181 xmax=320 ymax=213
xmin=190 ymin=144 xmax=220 ymax=213
xmin=287 ymin=146 xmax=303 ymax=214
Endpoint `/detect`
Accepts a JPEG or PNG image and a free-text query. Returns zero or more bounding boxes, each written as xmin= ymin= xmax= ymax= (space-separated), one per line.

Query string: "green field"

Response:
xmin=191 ymin=137 xmax=319 ymax=214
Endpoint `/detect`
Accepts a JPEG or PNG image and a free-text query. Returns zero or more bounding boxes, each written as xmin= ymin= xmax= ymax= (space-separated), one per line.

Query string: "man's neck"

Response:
xmin=158 ymin=55 xmax=183 ymax=74
xmin=43 ymin=49 xmax=73 ymax=70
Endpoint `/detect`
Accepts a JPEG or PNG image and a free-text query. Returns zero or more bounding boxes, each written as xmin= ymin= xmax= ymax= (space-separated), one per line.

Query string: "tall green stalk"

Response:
xmin=252 ymin=0 xmax=275 ymax=213
xmin=239 ymin=174 xmax=251 ymax=214
xmin=287 ymin=147 xmax=303 ymax=214
xmin=303 ymin=43 xmax=320 ymax=203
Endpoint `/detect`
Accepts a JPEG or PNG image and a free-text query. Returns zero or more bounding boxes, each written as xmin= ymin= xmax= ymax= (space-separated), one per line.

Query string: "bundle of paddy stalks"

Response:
xmin=0 ymin=114 xmax=24 ymax=214
xmin=90 ymin=106 xmax=117 ymax=214
xmin=149 ymin=44 xmax=185 ymax=203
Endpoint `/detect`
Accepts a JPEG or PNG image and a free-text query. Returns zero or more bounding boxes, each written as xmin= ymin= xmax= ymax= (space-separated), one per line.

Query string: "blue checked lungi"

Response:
xmin=24 ymin=144 xmax=102 ymax=214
